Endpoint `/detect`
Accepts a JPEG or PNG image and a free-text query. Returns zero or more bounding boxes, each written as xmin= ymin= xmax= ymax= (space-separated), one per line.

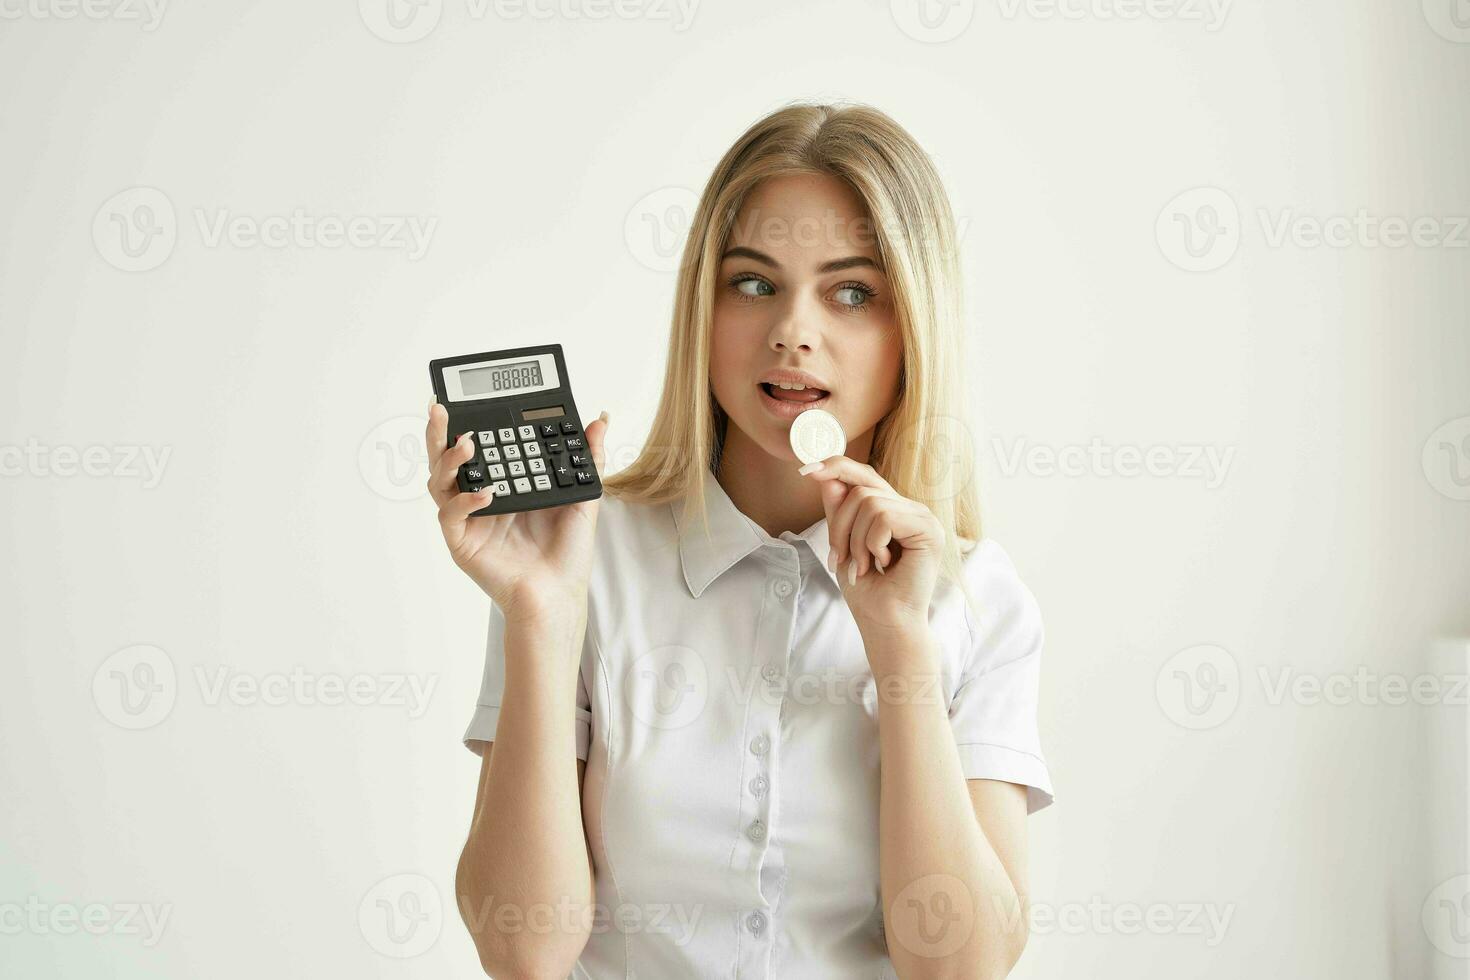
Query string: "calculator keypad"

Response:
xmin=458 ymin=419 xmax=595 ymax=505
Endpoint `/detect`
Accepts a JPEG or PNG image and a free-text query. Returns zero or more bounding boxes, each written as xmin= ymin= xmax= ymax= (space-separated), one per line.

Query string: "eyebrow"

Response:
xmin=721 ymin=245 xmax=882 ymax=275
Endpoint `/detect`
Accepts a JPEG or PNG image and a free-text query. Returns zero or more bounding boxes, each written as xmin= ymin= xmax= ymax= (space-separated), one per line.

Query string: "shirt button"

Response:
xmin=750 ymin=734 xmax=769 ymax=755
xmin=749 ymin=775 xmax=768 ymax=798
xmin=761 ymin=663 xmax=782 ymax=683
xmin=746 ymin=910 xmax=767 ymax=934
xmin=747 ymin=819 xmax=767 ymax=842
xmin=772 ymin=579 xmax=794 ymax=599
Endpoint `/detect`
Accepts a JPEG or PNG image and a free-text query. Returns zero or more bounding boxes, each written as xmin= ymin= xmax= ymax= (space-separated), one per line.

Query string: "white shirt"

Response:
xmin=463 ymin=473 xmax=1054 ymax=979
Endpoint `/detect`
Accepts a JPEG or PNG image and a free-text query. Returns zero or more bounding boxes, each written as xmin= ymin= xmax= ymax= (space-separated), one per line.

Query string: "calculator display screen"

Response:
xmin=459 ymin=360 xmax=543 ymax=396
xmin=441 ymin=350 xmax=561 ymax=402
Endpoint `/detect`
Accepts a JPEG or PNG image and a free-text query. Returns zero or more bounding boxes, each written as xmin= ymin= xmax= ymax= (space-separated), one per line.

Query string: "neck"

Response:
xmin=714 ymin=417 xmax=875 ymax=538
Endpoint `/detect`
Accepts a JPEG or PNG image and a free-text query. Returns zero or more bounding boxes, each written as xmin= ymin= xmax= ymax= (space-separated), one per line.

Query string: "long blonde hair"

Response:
xmin=603 ymin=99 xmax=984 ymax=620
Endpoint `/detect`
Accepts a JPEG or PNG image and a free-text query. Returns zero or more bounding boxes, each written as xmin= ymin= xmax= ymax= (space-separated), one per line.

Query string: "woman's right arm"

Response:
xmin=423 ymin=398 xmax=610 ymax=978
xmin=457 ymin=603 xmax=594 ymax=980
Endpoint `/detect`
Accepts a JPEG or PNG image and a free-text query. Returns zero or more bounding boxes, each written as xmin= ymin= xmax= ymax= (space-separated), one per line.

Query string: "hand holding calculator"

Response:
xmin=428 ymin=344 xmax=603 ymax=515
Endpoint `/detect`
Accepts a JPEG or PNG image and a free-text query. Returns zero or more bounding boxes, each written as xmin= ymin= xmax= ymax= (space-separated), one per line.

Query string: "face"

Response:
xmin=709 ymin=173 xmax=903 ymax=464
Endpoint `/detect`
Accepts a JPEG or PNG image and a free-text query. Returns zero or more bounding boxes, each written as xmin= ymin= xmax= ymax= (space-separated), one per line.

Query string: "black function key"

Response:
xmin=552 ymin=461 xmax=575 ymax=487
xmin=463 ymin=464 xmax=487 ymax=484
xmin=565 ymin=436 xmax=585 ymax=450
xmin=560 ymin=420 xmax=578 ymax=434
xmin=539 ymin=423 xmax=559 ymax=438
xmin=569 ymin=453 xmax=589 ymax=468
xmin=575 ymin=470 xmax=595 ymax=485
xmin=544 ymin=440 xmax=563 ymax=455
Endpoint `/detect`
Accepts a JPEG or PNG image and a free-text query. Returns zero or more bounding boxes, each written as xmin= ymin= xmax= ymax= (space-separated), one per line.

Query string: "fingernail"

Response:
xmin=599 ymin=410 xmax=609 ymax=425
xmin=798 ymin=461 xmax=824 ymax=475
xmin=847 ymin=562 xmax=857 ymax=588
xmin=876 ymin=559 xmax=886 ymax=575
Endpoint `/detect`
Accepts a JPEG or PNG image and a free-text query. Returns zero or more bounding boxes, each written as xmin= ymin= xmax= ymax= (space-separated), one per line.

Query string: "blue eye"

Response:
xmin=728 ymin=274 xmax=774 ymax=298
xmin=833 ymin=282 xmax=876 ymax=310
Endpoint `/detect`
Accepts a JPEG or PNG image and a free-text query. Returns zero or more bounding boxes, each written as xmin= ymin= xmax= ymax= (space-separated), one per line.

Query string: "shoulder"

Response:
xmin=593 ymin=489 xmax=675 ymax=546
xmin=586 ymin=489 xmax=683 ymax=587
xmin=955 ymin=536 xmax=1045 ymax=671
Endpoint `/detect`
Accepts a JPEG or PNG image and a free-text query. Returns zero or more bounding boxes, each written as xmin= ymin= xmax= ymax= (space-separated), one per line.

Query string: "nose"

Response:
xmin=767 ymin=294 xmax=821 ymax=353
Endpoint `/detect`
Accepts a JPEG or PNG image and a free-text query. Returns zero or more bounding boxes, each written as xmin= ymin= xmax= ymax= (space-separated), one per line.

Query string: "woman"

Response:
xmin=425 ymin=100 xmax=1054 ymax=979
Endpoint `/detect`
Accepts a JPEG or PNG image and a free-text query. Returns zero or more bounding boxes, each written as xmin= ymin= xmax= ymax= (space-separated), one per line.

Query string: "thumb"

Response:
xmin=586 ymin=409 xmax=610 ymax=472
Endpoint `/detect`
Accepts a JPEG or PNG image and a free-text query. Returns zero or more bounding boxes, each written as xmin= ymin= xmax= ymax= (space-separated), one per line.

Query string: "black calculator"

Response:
xmin=428 ymin=344 xmax=602 ymax=515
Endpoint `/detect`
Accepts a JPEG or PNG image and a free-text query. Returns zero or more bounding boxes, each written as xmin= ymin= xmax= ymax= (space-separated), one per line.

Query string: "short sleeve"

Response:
xmin=949 ymin=541 xmax=1055 ymax=814
xmin=462 ymin=598 xmax=593 ymax=761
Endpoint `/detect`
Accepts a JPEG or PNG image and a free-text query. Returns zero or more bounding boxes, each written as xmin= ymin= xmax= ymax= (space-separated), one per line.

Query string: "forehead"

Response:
xmin=727 ymin=173 xmax=880 ymax=261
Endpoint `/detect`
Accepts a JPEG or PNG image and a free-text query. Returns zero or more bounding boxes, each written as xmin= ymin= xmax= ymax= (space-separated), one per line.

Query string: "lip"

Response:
xmin=758 ymin=368 xmax=833 ymax=391
xmin=757 ymin=382 xmax=833 ymax=420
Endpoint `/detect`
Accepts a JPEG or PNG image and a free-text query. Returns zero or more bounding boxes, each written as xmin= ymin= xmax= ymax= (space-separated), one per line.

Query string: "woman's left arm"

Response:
xmin=800 ymin=455 xmax=1032 ymax=980
xmin=866 ymin=624 xmax=1031 ymax=980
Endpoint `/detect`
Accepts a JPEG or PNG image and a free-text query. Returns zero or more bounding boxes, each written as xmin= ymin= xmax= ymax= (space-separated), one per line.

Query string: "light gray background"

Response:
xmin=1 ymin=1 xmax=1468 ymax=977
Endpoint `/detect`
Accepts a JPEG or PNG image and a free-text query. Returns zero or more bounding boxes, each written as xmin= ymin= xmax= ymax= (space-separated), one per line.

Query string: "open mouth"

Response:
xmin=758 ymin=382 xmax=831 ymax=404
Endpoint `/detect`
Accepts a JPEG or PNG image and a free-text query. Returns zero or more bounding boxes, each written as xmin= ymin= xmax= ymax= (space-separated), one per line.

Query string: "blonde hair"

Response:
xmin=603 ymin=99 xmax=985 ymax=620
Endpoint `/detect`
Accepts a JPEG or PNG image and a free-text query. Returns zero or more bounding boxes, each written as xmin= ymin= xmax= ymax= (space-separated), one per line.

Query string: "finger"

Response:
xmin=828 ymin=484 xmax=877 ymax=572
xmin=428 ymin=430 xmax=477 ymax=504
xmin=440 ymin=484 xmax=496 ymax=527
xmin=816 ymin=470 xmax=849 ymax=547
xmin=798 ymin=454 xmax=894 ymax=495
xmin=848 ymin=495 xmax=889 ymax=577
xmin=437 ymin=487 xmax=491 ymax=556
xmin=872 ymin=500 xmax=943 ymax=559
xmin=425 ymin=397 xmax=447 ymax=471
xmin=864 ymin=519 xmax=895 ymax=574
xmin=584 ymin=409 xmax=610 ymax=472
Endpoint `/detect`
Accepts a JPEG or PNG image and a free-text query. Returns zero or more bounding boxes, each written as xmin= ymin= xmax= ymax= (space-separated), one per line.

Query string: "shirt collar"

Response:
xmin=672 ymin=472 xmax=841 ymax=598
